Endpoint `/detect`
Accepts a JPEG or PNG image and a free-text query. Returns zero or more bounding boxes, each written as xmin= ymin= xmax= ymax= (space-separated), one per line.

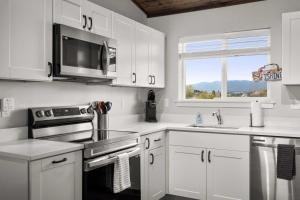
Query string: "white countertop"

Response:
xmin=1 ymin=121 xmax=300 ymax=161
xmin=0 ymin=139 xmax=83 ymax=161
xmin=115 ymin=122 xmax=300 ymax=138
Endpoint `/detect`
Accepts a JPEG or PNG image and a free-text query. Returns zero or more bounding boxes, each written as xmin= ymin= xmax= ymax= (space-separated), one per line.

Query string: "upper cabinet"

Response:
xmin=0 ymin=0 xmax=52 ymax=81
xmin=53 ymin=0 xmax=112 ymax=38
xmin=112 ymin=15 xmax=165 ymax=88
xmin=53 ymin=0 xmax=85 ymax=30
xmin=112 ymin=13 xmax=136 ymax=86
xmin=282 ymin=11 xmax=300 ymax=85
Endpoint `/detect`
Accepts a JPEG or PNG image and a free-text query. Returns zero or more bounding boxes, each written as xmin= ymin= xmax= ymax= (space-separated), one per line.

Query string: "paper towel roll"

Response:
xmin=251 ymin=101 xmax=264 ymax=127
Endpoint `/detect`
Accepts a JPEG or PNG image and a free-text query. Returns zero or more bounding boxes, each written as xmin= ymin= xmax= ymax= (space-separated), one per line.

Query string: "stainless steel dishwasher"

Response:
xmin=251 ymin=136 xmax=300 ymax=200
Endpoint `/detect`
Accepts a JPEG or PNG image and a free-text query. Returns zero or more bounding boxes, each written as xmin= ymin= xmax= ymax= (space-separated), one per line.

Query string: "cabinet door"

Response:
xmin=169 ymin=146 xmax=206 ymax=200
xmin=112 ymin=13 xmax=136 ymax=86
xmin=207 ymin=149 xmax=249 ymax=200
xmin=30 ymin=151 xmax=82 ymax=200
xmin=87 ymin=1 xmax=112 ymax=38
xmin=149 ymin=29 xmax=165 ymax=88
xmin=148 ymin=147 xmax=166 ymax=200
xmin=282 ymin=11 xmax=300 ymax=85
xmin=54 ymin=0 xmax=86 ymax=30
xmin=7 ymin=0 xmax=52 ymax=81
xmin=135 ymin=22 xmax=151 ymax=87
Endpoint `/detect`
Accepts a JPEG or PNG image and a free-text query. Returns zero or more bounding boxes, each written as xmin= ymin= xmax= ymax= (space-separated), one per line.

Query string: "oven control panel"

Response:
xmin=29 ymin=105 xmax=94 ymax=121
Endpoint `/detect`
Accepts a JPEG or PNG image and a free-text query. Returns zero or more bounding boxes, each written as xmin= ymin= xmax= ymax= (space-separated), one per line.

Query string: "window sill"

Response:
xmin=175 ymin=100 xmax=275 ymax=109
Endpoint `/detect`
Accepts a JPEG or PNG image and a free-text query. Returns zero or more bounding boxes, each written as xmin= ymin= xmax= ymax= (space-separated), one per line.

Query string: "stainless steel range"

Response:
xmin=28 ymin=104 xmax=141 ymax=200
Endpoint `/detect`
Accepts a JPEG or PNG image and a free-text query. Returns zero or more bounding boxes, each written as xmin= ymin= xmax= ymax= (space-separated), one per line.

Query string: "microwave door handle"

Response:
xmin=103 ymin=41 xmax=110 ymax=75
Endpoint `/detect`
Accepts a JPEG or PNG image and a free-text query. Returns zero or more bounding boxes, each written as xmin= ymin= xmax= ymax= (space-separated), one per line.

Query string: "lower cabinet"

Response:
xmin=141 ymin=132 xmax=166 ymax=200
xmin=0 ymin=151 xmax=82 ymax=200
xmin=206 ymin=149 xmax=249 ymax=200
xmin=148 ymin=147 xmax=166 ymax=200
xmin=30 ymin=151 xmax=82 ymax=200
xmin=169 ymin=146 xmax=206 ymax=200
xmin=168 ymin=131 xmax=250 ymax=200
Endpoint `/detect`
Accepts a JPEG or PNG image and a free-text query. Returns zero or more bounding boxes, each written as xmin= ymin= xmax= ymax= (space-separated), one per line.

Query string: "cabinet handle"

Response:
xmin=154 ymin=138 xmax=161 ymax=142
xmin=201 ymin=150 xmax=205 ymax=162
xmin=145 ymin=138 xmax=150 ymax=149
xmin=153 ymin=75 xmax=156 ymax=85
xmin=148 ymin=75 xmax=152 ymax=84
xmin=88 ymin=17 xmax=93 ymax=31
xmin=83 ymin=15 xmax=87 ymax=29
xmin=132 ymin=73 xmax=136 ymax=83
xmin=208 ymin=151 xmax=211 ymax=163
xmin=47 ymin=62 xmax=53 ymax=78
xmin=52 ymin=158 xmax=67 ymax=164
xmin=150 ymin=153 xmax=154 ymax=165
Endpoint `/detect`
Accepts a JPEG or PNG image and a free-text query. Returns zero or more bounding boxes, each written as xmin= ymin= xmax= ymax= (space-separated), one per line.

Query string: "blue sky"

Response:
xmin=185 ymin=54 xmax=268 ymax=85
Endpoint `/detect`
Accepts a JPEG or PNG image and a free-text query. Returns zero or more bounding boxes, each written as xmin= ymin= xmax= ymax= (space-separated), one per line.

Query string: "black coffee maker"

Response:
xmin=145 ymin=90 xmax=157 ymax=122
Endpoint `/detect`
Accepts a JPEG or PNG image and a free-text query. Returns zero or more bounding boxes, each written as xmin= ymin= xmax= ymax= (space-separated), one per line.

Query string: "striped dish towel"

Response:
xmin=113 ymin=153 xmax=131 ymax=193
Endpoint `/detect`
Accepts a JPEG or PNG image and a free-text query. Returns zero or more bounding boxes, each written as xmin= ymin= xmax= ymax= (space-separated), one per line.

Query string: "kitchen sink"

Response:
xmin=189 ymin=124 xmax=240 ymax=130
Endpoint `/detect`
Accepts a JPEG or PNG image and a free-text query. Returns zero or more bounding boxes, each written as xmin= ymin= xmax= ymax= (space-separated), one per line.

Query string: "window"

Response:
xmin=179 ymin=30 xmax=271 ymax=101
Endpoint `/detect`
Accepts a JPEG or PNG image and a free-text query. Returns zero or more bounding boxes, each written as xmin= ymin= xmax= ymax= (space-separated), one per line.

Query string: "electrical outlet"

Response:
xmin=0 ymin=98 xmax=15 ymax=117
xmin=1 ymin=97 xmax=15 ymax=112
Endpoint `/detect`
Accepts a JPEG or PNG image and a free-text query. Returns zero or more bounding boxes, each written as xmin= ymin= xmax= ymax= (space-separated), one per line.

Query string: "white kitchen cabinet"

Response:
xmin=149 ymin=29 xmax=165 ymax=88
xmin=0 ymin=151 xmax=82 ymax=200
xmin=168 ymin=131 xmax=250 ymax=200
xmin=169 ymin=146 xmax=206 ymax=200
xmin=30 ymin=151 xmax=82 ymax=200
xmin=282 ymin=11 xmax=300 ymax=85
xmin=207 ymin=149 xmax=249 ymax=200
xmin=86 ymin=1 xmax=112 ymax=38
xmin=54 ymin=0 xmax=112 ymax=37
xmin=148 ymin=147 xmax=166 ymax=200
xmin=0 ymin=0 xmax=52 ymax=81
xmin=141 ymin=132 xmax=166 ymax=200
xmin=135 ymin=22 xmax=151 ymax=87
xmin=112 ymin=13 xmax=136 ymax=86
xmin=53 ymin=0 xmax=86 ymax=30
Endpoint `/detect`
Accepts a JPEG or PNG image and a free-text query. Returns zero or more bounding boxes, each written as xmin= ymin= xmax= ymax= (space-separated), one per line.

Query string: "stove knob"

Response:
xmin=35 ymin=110 xmax=44 ymax=118
xmin=44 ymin=110 xmax=52 ymax=117
xmin=80 ymin=108 xmax=87 ymax=114
xmin=87 ymin=107 xmax=94 ymax=114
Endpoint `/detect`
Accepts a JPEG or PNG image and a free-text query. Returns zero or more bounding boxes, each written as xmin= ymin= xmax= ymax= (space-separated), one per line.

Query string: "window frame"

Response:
xmin=178 ymin=29 xmax=272 ymax=104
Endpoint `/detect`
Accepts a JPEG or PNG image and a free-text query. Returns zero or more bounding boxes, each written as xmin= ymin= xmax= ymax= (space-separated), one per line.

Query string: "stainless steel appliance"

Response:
xmin=251 ymin=136 xmax=300 ymax=200
xmin=52 ymin=24 xmax=117 ymax=83
xmin=28 ymin=105 xmax=141 ymax=200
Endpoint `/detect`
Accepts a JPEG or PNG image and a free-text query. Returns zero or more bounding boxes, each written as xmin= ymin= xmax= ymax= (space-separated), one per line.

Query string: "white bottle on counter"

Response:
xmin=250 ymin=100 xmax=264 ymax=127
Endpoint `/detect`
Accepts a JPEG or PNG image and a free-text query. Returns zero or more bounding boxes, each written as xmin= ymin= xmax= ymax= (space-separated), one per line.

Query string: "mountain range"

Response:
xmin=191 ymin=80 xmax=267 ymax=93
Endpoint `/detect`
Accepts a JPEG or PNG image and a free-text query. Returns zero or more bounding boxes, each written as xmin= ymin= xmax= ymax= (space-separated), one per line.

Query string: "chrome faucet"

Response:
xmin=212 ymin=109 xmax=223 ymax=125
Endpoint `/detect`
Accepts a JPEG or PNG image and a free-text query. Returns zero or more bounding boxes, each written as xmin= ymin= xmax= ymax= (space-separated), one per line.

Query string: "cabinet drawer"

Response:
xmin=169 ymin=131 xmax=249 ymax=152
xmin=41 ymin=151 xmax=79 ymax=170
xmin=142 ymin=131 xmax=165 ymax=150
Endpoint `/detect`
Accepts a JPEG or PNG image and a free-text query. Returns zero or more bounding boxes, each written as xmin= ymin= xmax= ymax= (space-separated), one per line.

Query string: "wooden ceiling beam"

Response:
xmin=132 ymin=0 xmax=265 ymax=18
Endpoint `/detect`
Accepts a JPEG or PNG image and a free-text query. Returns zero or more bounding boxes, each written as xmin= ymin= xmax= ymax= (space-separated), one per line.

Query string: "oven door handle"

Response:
xmin=85 ymin=147 xmax=140 ymax=171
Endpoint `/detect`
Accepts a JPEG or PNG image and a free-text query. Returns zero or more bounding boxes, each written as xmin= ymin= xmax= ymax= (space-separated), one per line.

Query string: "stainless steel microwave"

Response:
xmin=52 ymin=24 xmax=117 ymax=83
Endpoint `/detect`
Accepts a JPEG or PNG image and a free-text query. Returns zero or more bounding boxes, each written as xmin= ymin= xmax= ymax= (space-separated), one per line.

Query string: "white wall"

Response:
xmin=0 ymin=0 xmax=148 ymax=129
xmin=148 ymin=0 xmax=300 ymax=120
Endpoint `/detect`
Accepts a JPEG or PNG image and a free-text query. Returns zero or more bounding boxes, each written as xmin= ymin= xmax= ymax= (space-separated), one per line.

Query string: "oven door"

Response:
xmin=83 ymin=147 xmax=141 ymax=200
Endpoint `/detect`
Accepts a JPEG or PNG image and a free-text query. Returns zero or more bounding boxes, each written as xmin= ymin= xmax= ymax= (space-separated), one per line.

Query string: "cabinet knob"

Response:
xmin=145 ymin=138 xmax=150 ymax=149
xmin=88 ymin=17 xmax=93 ymax=31
xmin=150 ymin=153 xmax=154 ymax=165
xmin=47 ymin=62 xmax=53 ymax=78
xmin=201 ymin=150 xmax=205 ymax=162
xmin=83 ymin=15 xmax=87 ymax=29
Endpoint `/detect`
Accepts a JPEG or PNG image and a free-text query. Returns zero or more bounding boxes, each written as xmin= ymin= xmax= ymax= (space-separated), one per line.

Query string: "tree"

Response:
xmin=186 ymin=85 xmax=194 ymax=98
